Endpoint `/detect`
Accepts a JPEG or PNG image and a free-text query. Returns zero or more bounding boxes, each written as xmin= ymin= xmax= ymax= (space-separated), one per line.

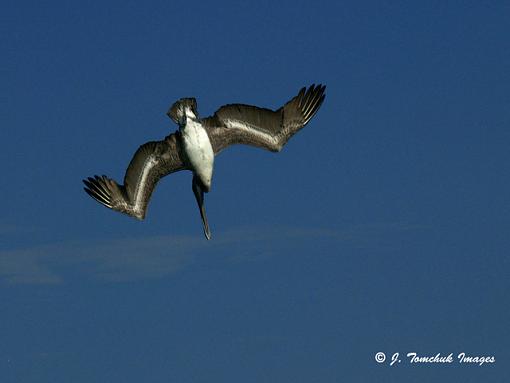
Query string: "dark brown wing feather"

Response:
xmin=202 ymin=84 xmax=326 ymax=154
xmin=83 ymin=132 xmax=188 ymax=219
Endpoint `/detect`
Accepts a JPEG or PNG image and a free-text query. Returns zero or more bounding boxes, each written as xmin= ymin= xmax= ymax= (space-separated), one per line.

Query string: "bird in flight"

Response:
xmin=83 ymin=84 xmax=326 ymax=240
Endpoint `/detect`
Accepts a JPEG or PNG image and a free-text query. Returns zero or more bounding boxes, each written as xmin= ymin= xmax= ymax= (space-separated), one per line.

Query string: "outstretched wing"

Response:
xmin=202 ymin=84 xmax=326 ymax=154
xmin=83 ymin=132 xmax=188 ymax=220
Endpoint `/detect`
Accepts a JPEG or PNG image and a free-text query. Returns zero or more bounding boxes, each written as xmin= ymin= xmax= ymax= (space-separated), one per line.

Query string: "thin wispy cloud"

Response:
xmin=0 ymin=223 xmax=39 ymax=237
xmin=0 ymin=223 xmax=421 ymax=285
xmin=0 ymin=235 xmax=201 ymax=285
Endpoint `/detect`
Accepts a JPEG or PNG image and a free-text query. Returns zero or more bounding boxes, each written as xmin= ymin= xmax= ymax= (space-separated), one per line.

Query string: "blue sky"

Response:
xmin=2 ymin=0 xmax=509 ymax=382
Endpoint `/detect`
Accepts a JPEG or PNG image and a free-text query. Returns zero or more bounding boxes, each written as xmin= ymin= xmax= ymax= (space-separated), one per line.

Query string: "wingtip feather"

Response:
xmin=299 ymin=84 xmax=326 ymax=124
xmin=83 ymin=175 xmax=114 ymax=208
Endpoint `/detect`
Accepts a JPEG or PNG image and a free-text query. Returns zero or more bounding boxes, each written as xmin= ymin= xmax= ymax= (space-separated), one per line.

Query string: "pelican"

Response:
xmin=83 ymin=84 xmax=326 ymax=240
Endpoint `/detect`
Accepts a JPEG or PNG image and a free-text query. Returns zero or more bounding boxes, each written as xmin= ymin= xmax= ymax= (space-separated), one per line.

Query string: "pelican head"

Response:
xmin=167 ymin=97 xmax=198 ymax=126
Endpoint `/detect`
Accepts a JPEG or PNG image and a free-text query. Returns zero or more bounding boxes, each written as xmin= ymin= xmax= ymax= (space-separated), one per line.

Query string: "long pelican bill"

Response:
xmin=192 ymin=175 xmax=212 ymax=240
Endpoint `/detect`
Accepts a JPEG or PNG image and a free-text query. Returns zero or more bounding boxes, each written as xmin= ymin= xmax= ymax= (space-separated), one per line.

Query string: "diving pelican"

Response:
xmin=83 ymin=84 xmax=326 ymax=240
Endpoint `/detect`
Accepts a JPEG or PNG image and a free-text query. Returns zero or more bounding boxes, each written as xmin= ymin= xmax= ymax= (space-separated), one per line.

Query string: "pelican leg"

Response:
xmin=192 ymin=175 xmax=212 ymax=240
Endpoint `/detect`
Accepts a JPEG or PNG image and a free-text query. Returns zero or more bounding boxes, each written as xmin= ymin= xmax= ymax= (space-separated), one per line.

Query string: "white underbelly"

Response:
xmin=182 ymin=120 xmax=214 ymax=188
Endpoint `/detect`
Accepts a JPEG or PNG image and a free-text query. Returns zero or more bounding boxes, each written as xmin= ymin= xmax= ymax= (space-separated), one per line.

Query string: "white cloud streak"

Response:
xmin=0 ymin=223 xmax=421 ymax=285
